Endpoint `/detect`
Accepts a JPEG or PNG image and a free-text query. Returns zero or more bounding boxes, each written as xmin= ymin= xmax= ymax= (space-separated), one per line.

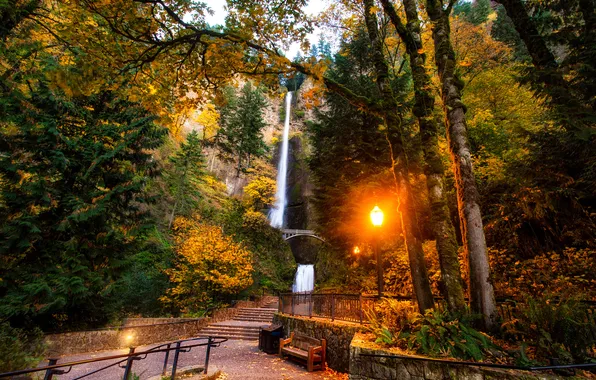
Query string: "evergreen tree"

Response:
xmin=167 ymin=131 xmax=206 ymax=227
xmin=0 ymin=68 xmax=167 ymax=329
xmin=454 ymin=0 xmax=492 ymax=25
xmin=491 ymin=5 xmax=531 ymax=61
xmin=216 ymin=82 xmax=269 ymax=176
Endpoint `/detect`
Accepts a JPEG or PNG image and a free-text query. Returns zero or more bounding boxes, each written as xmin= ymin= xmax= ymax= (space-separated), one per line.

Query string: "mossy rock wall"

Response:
xmin=349 ymin=333 xmax=560 ymax=380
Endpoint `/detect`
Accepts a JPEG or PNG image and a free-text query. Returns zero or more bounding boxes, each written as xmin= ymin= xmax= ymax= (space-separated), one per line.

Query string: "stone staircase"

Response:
xmin=199 ymin=303 xmax=278 ymax=340
xmin=233 ymin=307 xmax=277 ymax=323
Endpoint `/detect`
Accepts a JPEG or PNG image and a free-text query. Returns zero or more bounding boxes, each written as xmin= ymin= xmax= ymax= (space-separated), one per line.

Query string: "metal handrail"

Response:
xmin=0 ymin=336 xmax=228 ymax=380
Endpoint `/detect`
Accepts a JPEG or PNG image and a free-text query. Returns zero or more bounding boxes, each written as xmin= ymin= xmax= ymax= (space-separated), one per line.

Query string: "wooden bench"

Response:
xmin=279 ymin=332 xmax=326 ymax=372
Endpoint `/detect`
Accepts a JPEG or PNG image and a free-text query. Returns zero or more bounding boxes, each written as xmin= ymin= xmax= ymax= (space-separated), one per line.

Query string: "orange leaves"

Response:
xmin=161 ymin=215 xmax=254 ymax=311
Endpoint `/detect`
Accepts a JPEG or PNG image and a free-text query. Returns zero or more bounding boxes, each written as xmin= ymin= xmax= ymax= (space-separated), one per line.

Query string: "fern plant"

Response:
xmin=399 ymin=309 xmax=497 ymax=361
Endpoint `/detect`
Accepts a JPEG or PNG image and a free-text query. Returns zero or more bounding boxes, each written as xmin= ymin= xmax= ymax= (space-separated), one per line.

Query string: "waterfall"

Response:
xmin=269 ymin=91 xmax=292 ymax=228
xmin=292 ymin=264 xmax=314 ymax=293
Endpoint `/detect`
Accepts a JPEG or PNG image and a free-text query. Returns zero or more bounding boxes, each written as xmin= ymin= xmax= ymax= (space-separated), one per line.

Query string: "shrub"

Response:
xmin=365 ymin=298 xmax=418 ymax=345
xmin=160 ymin=215 xmax=254 ymax=313
xmin=367 ymin=303 xmax=498 ymax=361
xmin=0 ymin=323 xmax=46 ymax=372
xmin=399 ymin=309 xmax=497 ymax=361
xmin=502 ymin=293 xmax=596 ymax=364
xmin=489 ymin=248 xmax=596 ymax=300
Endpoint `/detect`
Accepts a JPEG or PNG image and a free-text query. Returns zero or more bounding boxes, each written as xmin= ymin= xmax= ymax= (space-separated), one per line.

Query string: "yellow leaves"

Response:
xmin=162 ymin=215 xmax=254 ymax=310
xmin=385 ymin=37 xmax=400 ymax=49
xmin=369 ymin=6 xmax=381 ymax=14
xmin=194 ymin=103 xmax=220 ymax=139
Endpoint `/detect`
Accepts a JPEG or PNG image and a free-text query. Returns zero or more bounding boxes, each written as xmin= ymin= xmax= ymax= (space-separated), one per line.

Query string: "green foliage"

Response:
xmin=365 ymin=299 xmax=418 ymax=345
xmin=453 ymin=0 xmax=492 ymax=25
xmin=216 ymin=82 xmax=269 ymax=175
xmin=0 ymin=61 xmax=167 ymax=329
xmin=217 ymin=201 xmax=295 ymax=292
xmin=166 ymin=130 xmax=206 ymax=225
xmin=104 ymin=228 xmax=174 ymax=318
xmin=399 ymin=309 xmax=497 ymax=361
xmin=502 ymin=294 xmax=596 ymax=364
xmin=366 ymin=301 xmax=498 ymax=361
xmin=491 ymin=5 xmax=531 ymax=61
xmin=0 ymin=322 xmax=45 ymax=372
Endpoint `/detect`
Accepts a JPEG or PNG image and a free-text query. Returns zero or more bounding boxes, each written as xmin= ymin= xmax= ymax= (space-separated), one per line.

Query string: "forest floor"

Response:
xmin=49 ymin=339 xmax=346 ymax=380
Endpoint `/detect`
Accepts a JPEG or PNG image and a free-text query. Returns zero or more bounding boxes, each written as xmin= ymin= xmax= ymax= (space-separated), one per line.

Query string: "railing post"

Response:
xmin=331 ymin=294 xmax=336 ymax=321
xmin=161 ymin=343 xmax=171 ymax=376
xmin=279 ymin=293 xmax=282 ymax=313
xmin=171 ymin=341 xmax=182 ymax=379
xmin=204 ymin=337 xmax=213 ymax=374
xmin=359 ymin=295 xmax=363 ymax=324
xmin=291 ymin=294 xmax=295 ymax=316
xmin=43 ymin=358 xmax=58 ymax=380
xmin=122 ymin=347 xmax=135 ymax=380
xmin=309 ymin=293 xmax=312 ymax=318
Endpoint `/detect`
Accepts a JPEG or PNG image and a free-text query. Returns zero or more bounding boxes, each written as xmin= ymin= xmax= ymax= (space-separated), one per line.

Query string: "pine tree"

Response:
xmin=167 ymin=131 xmax=206 ymax=227
xmin=216 ymin=82 xmax=269 ymax=176
xmin=0 ymin=69 xmax=167 ymax=329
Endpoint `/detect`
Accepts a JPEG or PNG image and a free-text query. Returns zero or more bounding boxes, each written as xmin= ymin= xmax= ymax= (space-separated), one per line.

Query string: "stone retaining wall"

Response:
xmin=45 ymin=307 xmax=241 ymax=356
xmin=349 ymin=333 xmax=556 ymax=380
xmin=123 ymin=318 xmax=199 ymax=327
xmin=45 ymin=319 xmax=208 ymax=356
xmin=273 ymin=313 xmax=364 ymax=373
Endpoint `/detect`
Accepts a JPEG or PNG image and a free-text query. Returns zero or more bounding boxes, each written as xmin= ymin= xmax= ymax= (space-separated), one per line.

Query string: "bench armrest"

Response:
xmin=279 ymin=332 xmax=294 ymax=355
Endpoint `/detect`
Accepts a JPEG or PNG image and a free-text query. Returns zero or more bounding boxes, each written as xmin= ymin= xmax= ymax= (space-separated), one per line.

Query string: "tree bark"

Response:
xmin=380 ymin=0 xmax=466 ymax=312
xmin=425 ymin=0 xmax=497 ymax=329
xmin=495 ymin=0 xmax=590 ymax=123
xmin=364 ymin=0 xmax=434 ymax=313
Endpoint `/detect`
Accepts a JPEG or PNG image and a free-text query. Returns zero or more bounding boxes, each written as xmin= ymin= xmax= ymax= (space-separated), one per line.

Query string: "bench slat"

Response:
xmin=281 ymin=347 xmax=322 ymax=361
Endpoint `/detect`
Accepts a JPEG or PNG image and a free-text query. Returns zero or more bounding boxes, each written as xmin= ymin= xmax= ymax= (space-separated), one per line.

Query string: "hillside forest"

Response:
xmin=1 ymin=0 xmax=595 ymax=372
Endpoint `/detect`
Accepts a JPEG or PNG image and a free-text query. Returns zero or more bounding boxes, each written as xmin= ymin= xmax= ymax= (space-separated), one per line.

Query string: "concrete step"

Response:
xmin=200 ymin=333 xmax=259 ymax=340
xmin=234 ymin=313 xmax=275 ymax=318
xmin=201 ymin=326 xmax=261 ymax=333
xmin=233 ymin=314 xmax=274 ymax=319
xmin=233 ymin=315 xmax=273 ymax=320
xmin=237 ymin=308 xmax=277 ymax=312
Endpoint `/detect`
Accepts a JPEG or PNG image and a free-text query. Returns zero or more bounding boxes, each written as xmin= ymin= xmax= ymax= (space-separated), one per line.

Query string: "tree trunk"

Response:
xmin=495 ymin=0 xmax=589 ymax=124
xmin=380 ymin=0 xmax=466 ymax=312
xmin=425 ymin=0 xmax=497 ymax=329
xmin=364 ymin=0 xmax=434 ymax=313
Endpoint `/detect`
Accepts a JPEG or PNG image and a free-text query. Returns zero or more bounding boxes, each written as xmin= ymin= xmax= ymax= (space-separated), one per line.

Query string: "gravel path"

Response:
xmin=46 ymin=339 xmax=333 ymax=380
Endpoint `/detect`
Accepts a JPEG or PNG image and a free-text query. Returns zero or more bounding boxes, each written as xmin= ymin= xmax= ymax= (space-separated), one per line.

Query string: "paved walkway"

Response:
xmin=188 ymin=340 xmax=341 ymax=380
xmin=49 ymin=339 xmax=340 ymax=379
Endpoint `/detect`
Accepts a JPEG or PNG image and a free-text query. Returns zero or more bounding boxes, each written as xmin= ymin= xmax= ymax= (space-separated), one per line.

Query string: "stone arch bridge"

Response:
xmin=280 ymin=229 xmax=325 ymax=243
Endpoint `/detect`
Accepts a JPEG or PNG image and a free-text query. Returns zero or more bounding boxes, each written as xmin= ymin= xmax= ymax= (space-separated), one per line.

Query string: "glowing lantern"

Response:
xmin=370 ymin=205 xmax=384 ymax=227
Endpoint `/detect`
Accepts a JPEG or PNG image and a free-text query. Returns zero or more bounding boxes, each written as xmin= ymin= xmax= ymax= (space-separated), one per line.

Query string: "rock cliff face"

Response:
xmin=270 ymin=79 xmax=323 ymax=265
xmin=284 ymin=135 xmax=320 ymax=264
xmin=180 ymin=79 xmax=322 ymax=264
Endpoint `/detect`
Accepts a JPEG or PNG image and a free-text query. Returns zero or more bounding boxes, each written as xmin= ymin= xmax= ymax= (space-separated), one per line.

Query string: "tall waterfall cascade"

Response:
xmin=269 ymin=92 xmax=292 ymax=228
xmin=292 ymin=264 xmax=314 ymax=293
xmin=269 ymin=92 xmax=315 ymax=293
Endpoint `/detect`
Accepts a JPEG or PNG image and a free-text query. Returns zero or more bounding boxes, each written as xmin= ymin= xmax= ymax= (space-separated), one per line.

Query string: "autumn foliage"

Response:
xmin=162 ymin=216 xmax=254 ymax=312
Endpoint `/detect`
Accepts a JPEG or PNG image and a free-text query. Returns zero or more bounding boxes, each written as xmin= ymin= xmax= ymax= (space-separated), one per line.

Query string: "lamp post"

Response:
xmin=370 ymin=205 xmax=384 ymax=297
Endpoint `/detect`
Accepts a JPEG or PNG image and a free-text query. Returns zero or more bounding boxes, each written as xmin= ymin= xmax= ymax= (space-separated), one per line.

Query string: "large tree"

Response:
xmin=425 ymin=0 xmax=497 ymax=329
xmin=380 ymin=0 xmax=466 ymax=312
xmin=0 ymin=78 xmax=166 ymax=329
